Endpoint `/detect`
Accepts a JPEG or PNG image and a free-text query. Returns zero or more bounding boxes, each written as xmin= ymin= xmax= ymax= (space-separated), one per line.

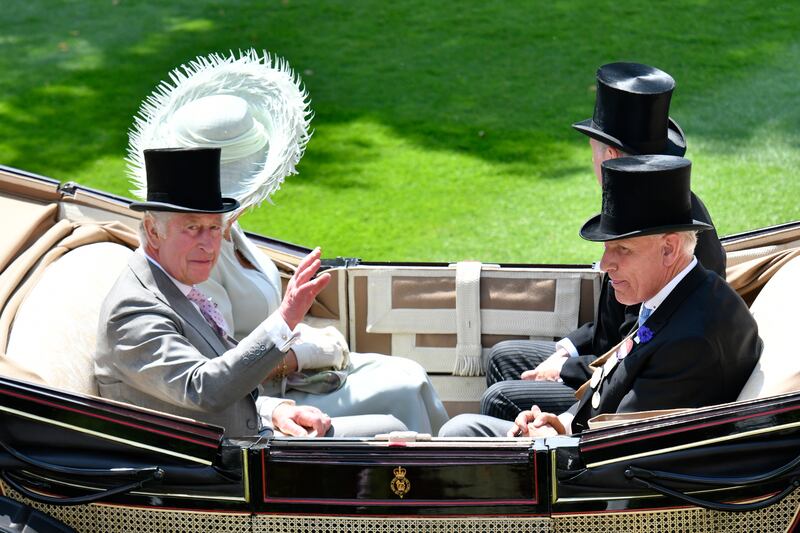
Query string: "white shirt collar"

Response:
xmin=641 ymin=256 xmax=698 ymax=314
xmin=138 ymin=248 xmax=192 ymax=297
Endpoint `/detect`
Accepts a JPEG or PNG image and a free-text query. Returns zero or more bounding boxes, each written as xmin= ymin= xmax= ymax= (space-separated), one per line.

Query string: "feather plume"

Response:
xmin=127 ymin=49 xmax=312 ymax=210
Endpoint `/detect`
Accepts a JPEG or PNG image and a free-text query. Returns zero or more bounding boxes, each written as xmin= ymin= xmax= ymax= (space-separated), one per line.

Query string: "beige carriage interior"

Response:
xmin=1 ymin=166 xmax=799 ymax=421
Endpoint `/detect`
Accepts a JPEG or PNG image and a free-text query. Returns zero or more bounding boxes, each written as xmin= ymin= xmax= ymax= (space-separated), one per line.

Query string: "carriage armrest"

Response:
xmin=587 ymin=408 xmax=691 ymax=430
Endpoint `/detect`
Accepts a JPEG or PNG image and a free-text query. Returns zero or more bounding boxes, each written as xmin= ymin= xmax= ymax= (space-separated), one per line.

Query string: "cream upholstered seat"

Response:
xmin=736 ymin=255 xmax=800 ymax=401
xmin=5 ymin=242 xmax=133 ymax=395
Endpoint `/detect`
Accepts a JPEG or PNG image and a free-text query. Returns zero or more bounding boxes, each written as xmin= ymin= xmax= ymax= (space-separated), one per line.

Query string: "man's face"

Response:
xmin=149 ymin=213 xmax=223 ymax=285
xmin=599 ymin=234 xmax=669 ymax=305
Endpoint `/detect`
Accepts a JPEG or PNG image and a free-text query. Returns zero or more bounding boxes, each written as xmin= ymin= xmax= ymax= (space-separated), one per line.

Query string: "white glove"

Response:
xmin=291 ymin=323 xmax=349 ymax=371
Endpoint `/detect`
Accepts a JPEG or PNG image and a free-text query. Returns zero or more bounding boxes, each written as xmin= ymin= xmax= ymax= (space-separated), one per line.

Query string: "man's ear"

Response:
xmin=606 ymin=145 xmax=624 ymax=160
xmin=143 ymin=217 xmax=160 ymax=249
xmin=661 ymin=233 xmax=680 ymax=266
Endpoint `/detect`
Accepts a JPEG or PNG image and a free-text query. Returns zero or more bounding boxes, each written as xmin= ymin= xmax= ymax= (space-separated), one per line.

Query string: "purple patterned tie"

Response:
xmin=187 ymin=287 xmax=230 ymax=337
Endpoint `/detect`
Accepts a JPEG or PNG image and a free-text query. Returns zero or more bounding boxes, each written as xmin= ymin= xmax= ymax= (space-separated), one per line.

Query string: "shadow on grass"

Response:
xmin=0 ymin=0 xmax=797 ymax=191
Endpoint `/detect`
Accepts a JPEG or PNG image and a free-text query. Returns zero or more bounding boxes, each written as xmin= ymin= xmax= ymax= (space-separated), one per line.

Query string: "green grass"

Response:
xmin=0 ymin=1 xmax=798 ymax=263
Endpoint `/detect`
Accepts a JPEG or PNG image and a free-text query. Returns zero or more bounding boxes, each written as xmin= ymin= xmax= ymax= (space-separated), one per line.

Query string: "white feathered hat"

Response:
xmin=127 ymin=49 xmax=312 ymax=211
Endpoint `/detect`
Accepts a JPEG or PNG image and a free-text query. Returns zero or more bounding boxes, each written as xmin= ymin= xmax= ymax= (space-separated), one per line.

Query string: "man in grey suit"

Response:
xmin=95 ymin=147 xmax=405 ymax=438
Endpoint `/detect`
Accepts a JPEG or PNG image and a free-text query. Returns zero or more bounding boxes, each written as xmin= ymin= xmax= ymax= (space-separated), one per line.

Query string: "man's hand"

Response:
xmin=272 ymin=404 xmax=331 ymax=437
xmin=521 ymin=347 xmax=569 ymax=381
xmin=279 ymin=248 xmax=331 ymax=330
xmin=507 ymin=405 xmax=566 ymax=438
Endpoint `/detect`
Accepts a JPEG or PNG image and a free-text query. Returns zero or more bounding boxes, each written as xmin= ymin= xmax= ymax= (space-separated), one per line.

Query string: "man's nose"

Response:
xmin=197 ymin=229 xmax=216 ymax=251
xmin=599 ymin=250 xmax=613 ymax=273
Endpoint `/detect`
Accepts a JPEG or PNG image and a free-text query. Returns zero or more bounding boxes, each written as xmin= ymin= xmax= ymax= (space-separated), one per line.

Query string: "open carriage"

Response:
xmin=0 ymin=163 xmax=798 ymax=532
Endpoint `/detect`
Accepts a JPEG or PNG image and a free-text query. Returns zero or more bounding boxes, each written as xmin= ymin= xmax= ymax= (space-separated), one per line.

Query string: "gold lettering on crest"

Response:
xmin=390 ymin=466 xmax=411 ymax=498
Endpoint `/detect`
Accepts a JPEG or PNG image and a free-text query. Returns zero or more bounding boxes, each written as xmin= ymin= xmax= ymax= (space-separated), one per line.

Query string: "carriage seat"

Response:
xmin=5 ymin=242 xmax=133 ymax=396
xmin=736 ymin=255 xmax=800 ymax=401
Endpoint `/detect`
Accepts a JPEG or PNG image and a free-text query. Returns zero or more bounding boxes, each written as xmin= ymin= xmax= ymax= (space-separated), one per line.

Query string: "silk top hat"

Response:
xmin=129 ymin=147 xmax=239 ymax=214
xmin=580 ymin=155 xmax=712 ymax=242
xmin=572 ymin=62 xmax=687 ymax=156
xmin=127 ymin=49 xmax=311 ymax=212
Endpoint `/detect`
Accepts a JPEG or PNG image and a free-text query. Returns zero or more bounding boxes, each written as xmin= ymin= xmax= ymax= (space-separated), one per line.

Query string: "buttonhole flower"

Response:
xmin=636 ymin=326 xmax=654 ymax=344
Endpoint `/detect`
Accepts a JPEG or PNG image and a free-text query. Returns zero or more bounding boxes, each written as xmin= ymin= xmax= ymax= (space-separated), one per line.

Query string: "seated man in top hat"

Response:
xmin=482 ymin=62 xmax=727 ymax=421
xmin=94 ymin=147 xmax=407 ymax=438
xmin=439 ymin=154 xmax=761 ymax=437
xmin=125 ymin=50 xmax=449 ymax=435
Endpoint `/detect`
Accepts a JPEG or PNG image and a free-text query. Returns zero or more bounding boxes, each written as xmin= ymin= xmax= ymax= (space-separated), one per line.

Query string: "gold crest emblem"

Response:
xmin=390 ymin=466 xmax=411 ymax=498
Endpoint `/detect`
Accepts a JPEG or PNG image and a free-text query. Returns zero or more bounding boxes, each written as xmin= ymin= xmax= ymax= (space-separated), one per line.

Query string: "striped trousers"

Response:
xmin=481 ymin=340 xmax=579 ymax=421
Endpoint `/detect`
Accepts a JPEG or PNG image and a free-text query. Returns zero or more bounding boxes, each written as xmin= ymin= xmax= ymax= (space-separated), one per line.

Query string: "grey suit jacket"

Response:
xmin=94 ymin=251 xmax=289 ymax=437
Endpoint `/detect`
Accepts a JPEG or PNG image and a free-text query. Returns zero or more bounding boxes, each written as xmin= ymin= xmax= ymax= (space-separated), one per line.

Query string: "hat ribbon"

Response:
xmin=173 ymin=119 xmax=268 ymax=163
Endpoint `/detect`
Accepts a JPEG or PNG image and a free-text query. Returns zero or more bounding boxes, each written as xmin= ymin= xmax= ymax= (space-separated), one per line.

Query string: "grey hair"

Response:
xmin=223 ymin=209 xmax=241 ymax=227
xmin=647 ymin=231 xmax=698 ymax=257
xmin=679 ymin=231 xmax=698 ymax=256
xmin=137 ymin=211 xmax=176 ymax=245
xmin=597 ymin=140 xmax=630 ymax=158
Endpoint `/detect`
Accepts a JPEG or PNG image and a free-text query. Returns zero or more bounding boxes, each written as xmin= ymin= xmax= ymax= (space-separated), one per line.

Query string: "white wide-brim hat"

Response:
xmin=127 ymin=49 xmax=312 ymax=212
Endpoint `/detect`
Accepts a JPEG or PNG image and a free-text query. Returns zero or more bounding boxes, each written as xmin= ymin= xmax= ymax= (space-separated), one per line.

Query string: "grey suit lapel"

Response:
xmin=128 ymin=252 xmax=228 ymax=355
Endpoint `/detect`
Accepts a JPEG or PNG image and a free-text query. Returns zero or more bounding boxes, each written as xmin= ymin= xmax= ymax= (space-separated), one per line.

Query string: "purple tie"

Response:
xmin=187 ymin=287 xmax=230 ymax=337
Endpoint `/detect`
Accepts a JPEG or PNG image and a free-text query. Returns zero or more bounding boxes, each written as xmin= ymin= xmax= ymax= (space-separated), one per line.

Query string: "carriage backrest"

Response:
xmin=4 ymin=242 xmax=133 ymax=395
xmin=736 ymin=255 xmax=800 ymax=401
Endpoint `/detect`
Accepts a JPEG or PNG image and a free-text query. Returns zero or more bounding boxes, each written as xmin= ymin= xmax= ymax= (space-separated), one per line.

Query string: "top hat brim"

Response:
xmin=579 ymin=213 xmax=712 ymax=242
xmin=129 ymin=198 xmax=240 ymax=214
xmin=572 ymin=117 xmax=687 ymax=157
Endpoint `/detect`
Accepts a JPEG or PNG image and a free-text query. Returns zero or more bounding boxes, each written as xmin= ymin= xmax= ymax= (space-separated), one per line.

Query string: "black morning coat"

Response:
xmin=561 ymin=192 xmax=727 ymax=389
xmin=569 ymin=262 xmax=762 ymax=433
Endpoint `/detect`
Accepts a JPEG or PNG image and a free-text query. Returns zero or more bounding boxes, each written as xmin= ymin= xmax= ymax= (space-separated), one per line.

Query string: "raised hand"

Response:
xmin=278 ymin=248 xmax=331 ymax=330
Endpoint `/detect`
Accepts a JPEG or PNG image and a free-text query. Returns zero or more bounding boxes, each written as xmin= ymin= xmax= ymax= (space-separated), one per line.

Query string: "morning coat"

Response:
xmin=570 ymin=262 xmax=761 ymax=433
xmin=561 ymin=192 xmax=727 ymax=388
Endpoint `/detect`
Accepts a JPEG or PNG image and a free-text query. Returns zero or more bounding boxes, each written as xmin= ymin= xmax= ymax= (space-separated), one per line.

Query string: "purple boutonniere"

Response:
xmin=636 ymin=326 xmax=654 ymax=344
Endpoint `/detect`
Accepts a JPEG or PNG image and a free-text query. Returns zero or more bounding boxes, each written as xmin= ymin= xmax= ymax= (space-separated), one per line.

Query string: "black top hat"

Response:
xmin=572 ymin=62 xmax=687 ymax=156
xmin=580 ymin=155 xmax=713 ymax=242
xmin=129 ymin=147 xmax=240 ymax=213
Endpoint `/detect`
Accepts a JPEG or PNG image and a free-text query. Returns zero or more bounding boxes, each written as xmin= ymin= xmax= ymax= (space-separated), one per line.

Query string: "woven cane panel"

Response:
xmin=552 ymin=508 xmax=710 ymax=533
xmin=553 ymin=490 xmax=800 ymax=533
xmin=711 ymin=490 xmax=800 ymax=533
xmin=1 ymin=482 xmax=250 ymax=533
xmin=254 ymin=515 xmax=551 ymax=533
